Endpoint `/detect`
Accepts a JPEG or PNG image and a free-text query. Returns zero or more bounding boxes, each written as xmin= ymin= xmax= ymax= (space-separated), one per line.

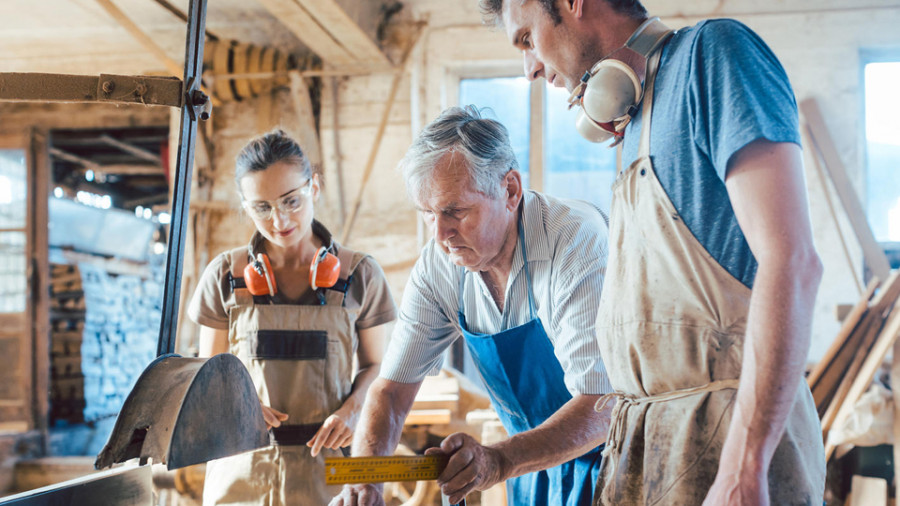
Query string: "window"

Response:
xmin=864 ymin=61 xmax=900 ymax=247
xmin=0 ymin=149 xmax=28 ymax=313
xmin=459 ymin=77 xmax=618 ymax=213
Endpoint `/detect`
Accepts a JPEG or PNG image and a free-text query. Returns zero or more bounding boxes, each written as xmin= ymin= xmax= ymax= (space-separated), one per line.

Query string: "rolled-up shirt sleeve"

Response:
xmin=379 ymin=244 xmax=459 ymax=384
xmin=549 ymin=217 xmax=612 ymax=396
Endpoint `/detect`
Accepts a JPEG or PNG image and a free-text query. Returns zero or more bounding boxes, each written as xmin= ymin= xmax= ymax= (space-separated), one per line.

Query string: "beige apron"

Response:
xmin=203 ymin=238 xmax=365 ymax=506
xmin=593 ymin=50 xmax=825 ymax=505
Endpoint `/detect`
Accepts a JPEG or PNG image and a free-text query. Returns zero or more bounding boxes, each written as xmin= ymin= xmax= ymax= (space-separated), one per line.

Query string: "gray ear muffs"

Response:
xmin=569 ymin=17 xmax=674 ymax=144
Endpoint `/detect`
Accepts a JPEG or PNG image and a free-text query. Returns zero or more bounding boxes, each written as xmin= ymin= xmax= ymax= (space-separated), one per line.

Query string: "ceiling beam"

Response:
xmin=94 ymin=0 xmax=183 ymax=77
xmin=255 ymin=0 xmax=355 ymax=65
xmin=293 ymin=0 xmax=389 ymax=65
xmin=255 ymin=0 xmax=388 ymax=67
xmin=50 ymin=147 xmax=98 ymax=168
xmin=98 ymin=134 xmax=162 ymax=164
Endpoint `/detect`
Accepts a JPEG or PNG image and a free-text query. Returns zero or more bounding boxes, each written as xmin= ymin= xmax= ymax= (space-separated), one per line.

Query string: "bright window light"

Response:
xmin=865 ymin=61 xmax=900 ymax=242
xmin=158 ymin=212 xmax=171 ymax=225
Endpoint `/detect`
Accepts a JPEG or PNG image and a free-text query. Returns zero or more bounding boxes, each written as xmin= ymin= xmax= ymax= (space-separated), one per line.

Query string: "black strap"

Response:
xmin=228 ymin=273 xmax=271 ymax=305
xmin=269 ymin=424 xmax=350 ymax=455
xmin=269 ymin=424 xmax=320 ymax=445
xmin=251 ymin=330 xmax=327 ymax=360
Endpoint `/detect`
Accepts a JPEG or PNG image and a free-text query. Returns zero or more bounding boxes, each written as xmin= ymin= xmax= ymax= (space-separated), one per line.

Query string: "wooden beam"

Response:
xmin=49 ymin=147 xmax=98 ymax=168
xmin=94 ymin=0 xmax=183 ymax=78
xmin=151 ymin=0 xmax=220 ymax=41
xmin=528 ymin=80 xmax=545 ymax=191
xmin=289 ymin=73 xmax=322 ymax=168
xmin=340 ymin=25 xmax=424 ymax=244
xmin=800 ymin=98 xmax=891 ymax=280
xmin=331 ymin=77 xmax=347 ymax=223
xmin=802 ymin=126 xmax=864 ymax=294
xmin=293 ymin=0 xmax=389 ymax=65
xmin=98 ymin=134 xmax=162 ymax=164
xmin=255 ymin=0 xmax=357 ymax=65
xmin=826 ymin=304 xmax=900 ymax=460
xmin=0 ymin=73 xmax=183 ymax=107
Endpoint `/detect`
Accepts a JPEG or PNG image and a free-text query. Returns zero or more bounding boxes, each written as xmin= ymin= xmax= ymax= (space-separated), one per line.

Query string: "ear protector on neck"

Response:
xmin=242 ymin=242 xmax=341 ymax=297
xmin=568 ymin=17 xmax=674 ymax=144
xmin=309 ymin=246 xmax=340 ymax=290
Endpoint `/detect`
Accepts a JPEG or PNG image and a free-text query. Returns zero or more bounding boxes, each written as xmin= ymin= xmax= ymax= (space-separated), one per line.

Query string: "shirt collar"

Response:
xmin=519 ymin=190 xmax=551 ymax=262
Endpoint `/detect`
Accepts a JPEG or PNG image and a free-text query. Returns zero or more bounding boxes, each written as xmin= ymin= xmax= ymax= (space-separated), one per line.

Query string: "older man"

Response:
xmin=480 ymin=0 xmax=826 ymax=504
xmin=330 ymin=106 xmax=611 ymax=506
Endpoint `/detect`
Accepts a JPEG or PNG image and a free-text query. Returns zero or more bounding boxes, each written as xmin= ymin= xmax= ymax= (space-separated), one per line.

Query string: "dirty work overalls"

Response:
xmin=203 ymin=234 xmax=365 ymax=506
xmin=592 ymin=49 xmax=825 ymax=505
xmin=458 ymin=218 xmax=603 ymax=506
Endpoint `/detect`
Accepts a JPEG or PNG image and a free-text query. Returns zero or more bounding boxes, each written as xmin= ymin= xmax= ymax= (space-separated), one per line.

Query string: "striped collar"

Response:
xmin=519 ymin=190 xmax=551 ymax=262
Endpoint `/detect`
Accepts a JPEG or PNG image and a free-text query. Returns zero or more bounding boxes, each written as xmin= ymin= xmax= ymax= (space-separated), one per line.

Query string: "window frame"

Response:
xmin=860 ymin=48 xmax=900 ymax=265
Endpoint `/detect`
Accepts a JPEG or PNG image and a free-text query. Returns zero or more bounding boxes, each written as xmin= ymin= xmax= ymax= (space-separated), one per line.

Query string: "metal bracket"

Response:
xmin=0 ymin=72 xmax=183 ymax=107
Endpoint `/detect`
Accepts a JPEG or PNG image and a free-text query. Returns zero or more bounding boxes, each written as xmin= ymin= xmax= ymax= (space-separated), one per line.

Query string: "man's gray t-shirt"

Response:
xmin=621 ymin=19 xmax=801 ymax=288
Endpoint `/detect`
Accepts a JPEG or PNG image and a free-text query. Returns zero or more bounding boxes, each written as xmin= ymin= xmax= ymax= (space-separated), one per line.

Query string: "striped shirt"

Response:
xmin=381 ymin=191 xmax=613 ymax=395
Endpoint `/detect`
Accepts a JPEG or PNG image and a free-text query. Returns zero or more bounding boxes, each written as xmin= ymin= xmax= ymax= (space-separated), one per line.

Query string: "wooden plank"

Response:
xmin=294 ymin=0 xmax=389 ymax=65
xmin=98 ymin=134 xmax=162 ymax=164
xmin=528 ymin=80 xmax=544 ymax=191
xmin=255 ymin=0 xmax=356 ymax=65
xmin=825 ymin=305 xmax=900 ymax=460
xmin=0 ymin=73 xmax=183 ymax=107
xmin=820 ymin=315 xmax=878 ymax=432
xmin=819 ymin=273 xmax=900 ymax=422
xmin=800 ymin=98 xmax=891 ymax=280
xmin=893 ymin=338 xmax=900 ymax=496
xmin=340 ymin=26 xmax=424 ymax=243
xmin=803 ymin=125 xmax=864 ymax=294
xmin=405 ymin=409 xmax=452 ymax=426
xmin=808 ymin=278 xmax=879 ymax=393
xmin=289 ymin=72 xmax=323 ymax=168
xmin=93 ymin=0 xmax=183 ymax=78
xmin=30 ymin=130 xmax=51 ymax=433
xmin=0 ymin=73 xmax=98 ymax=102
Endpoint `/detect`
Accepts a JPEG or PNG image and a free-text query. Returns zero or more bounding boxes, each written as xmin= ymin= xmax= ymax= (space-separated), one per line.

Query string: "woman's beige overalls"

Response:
xmin=203 ymin=237 xmax=365 ymax=506
xmin=592 ymin=49 xmax=825 ymax=505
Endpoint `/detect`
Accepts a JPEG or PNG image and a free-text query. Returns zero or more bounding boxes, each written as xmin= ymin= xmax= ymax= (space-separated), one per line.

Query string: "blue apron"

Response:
xmin=456 ymin=220 xmax=602 ymax=505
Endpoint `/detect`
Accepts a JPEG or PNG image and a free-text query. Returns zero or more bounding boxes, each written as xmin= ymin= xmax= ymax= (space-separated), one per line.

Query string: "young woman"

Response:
xmin=187 ymin=129 xmax=396 ymax=505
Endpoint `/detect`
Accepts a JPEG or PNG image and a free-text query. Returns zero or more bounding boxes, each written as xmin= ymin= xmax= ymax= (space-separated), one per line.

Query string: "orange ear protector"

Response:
xmin=242 ymin=245 xmax=341 ymax=297
xmin=310 ymin=246 xmax=341 ymax=290
xmin=244 ymin=252 xmax=278 ymax=297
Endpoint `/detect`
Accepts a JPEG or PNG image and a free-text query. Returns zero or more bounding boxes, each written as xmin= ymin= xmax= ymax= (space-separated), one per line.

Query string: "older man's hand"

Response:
xmin=425 ymin=432 xmax=507 ymax=505
xmin=328 ymin=484 xmax=384 ymax=506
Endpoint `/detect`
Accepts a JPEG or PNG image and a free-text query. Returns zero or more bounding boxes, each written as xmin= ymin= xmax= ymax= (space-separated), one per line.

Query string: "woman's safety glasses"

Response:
xmin=242 ymin=179 xmax=312 ymax=221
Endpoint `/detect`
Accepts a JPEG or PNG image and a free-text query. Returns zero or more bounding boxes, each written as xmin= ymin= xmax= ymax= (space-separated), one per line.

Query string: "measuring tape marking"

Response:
xmin=324 ymin=455 xmax=448 ymax=485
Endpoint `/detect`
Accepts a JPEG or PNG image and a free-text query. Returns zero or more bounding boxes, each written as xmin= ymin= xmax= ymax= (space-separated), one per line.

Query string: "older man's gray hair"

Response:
xmin=399 ymin=105 xmax=519 ymax=201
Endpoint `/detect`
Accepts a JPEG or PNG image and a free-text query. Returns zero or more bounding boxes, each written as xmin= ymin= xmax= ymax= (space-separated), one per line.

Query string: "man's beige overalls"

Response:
xmin=593 ymin=49 xmax=825 ymax=505
xmin=203 ymin=234 xmax=365 ymax=506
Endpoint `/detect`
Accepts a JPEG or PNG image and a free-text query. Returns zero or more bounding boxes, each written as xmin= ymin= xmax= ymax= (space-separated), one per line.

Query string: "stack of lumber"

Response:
xmin=79 ymin=263 xmax=160 ymax=423
xmin=49 ymin=264 xmax=86 ymax=424
xmin=807 ymin=271 xmax=900 ymax=459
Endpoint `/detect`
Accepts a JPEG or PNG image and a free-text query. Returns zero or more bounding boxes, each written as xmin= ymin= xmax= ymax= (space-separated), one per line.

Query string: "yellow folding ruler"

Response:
xmin=324 ymin=455 xmax=448 ymax=485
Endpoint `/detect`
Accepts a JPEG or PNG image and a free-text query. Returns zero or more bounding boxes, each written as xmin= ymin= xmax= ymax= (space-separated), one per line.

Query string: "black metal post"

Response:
xmin=157 ymin=0 xmax=208 ymax=356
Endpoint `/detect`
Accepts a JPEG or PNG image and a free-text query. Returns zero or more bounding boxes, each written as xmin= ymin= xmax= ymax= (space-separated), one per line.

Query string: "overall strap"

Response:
xmin=226 ymin=246 xmax=258 ymax=307
xmin=323 ymin=247 xmax=366 ymax=306
xmin=637 ymin=48 xmax=664 ymax=160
